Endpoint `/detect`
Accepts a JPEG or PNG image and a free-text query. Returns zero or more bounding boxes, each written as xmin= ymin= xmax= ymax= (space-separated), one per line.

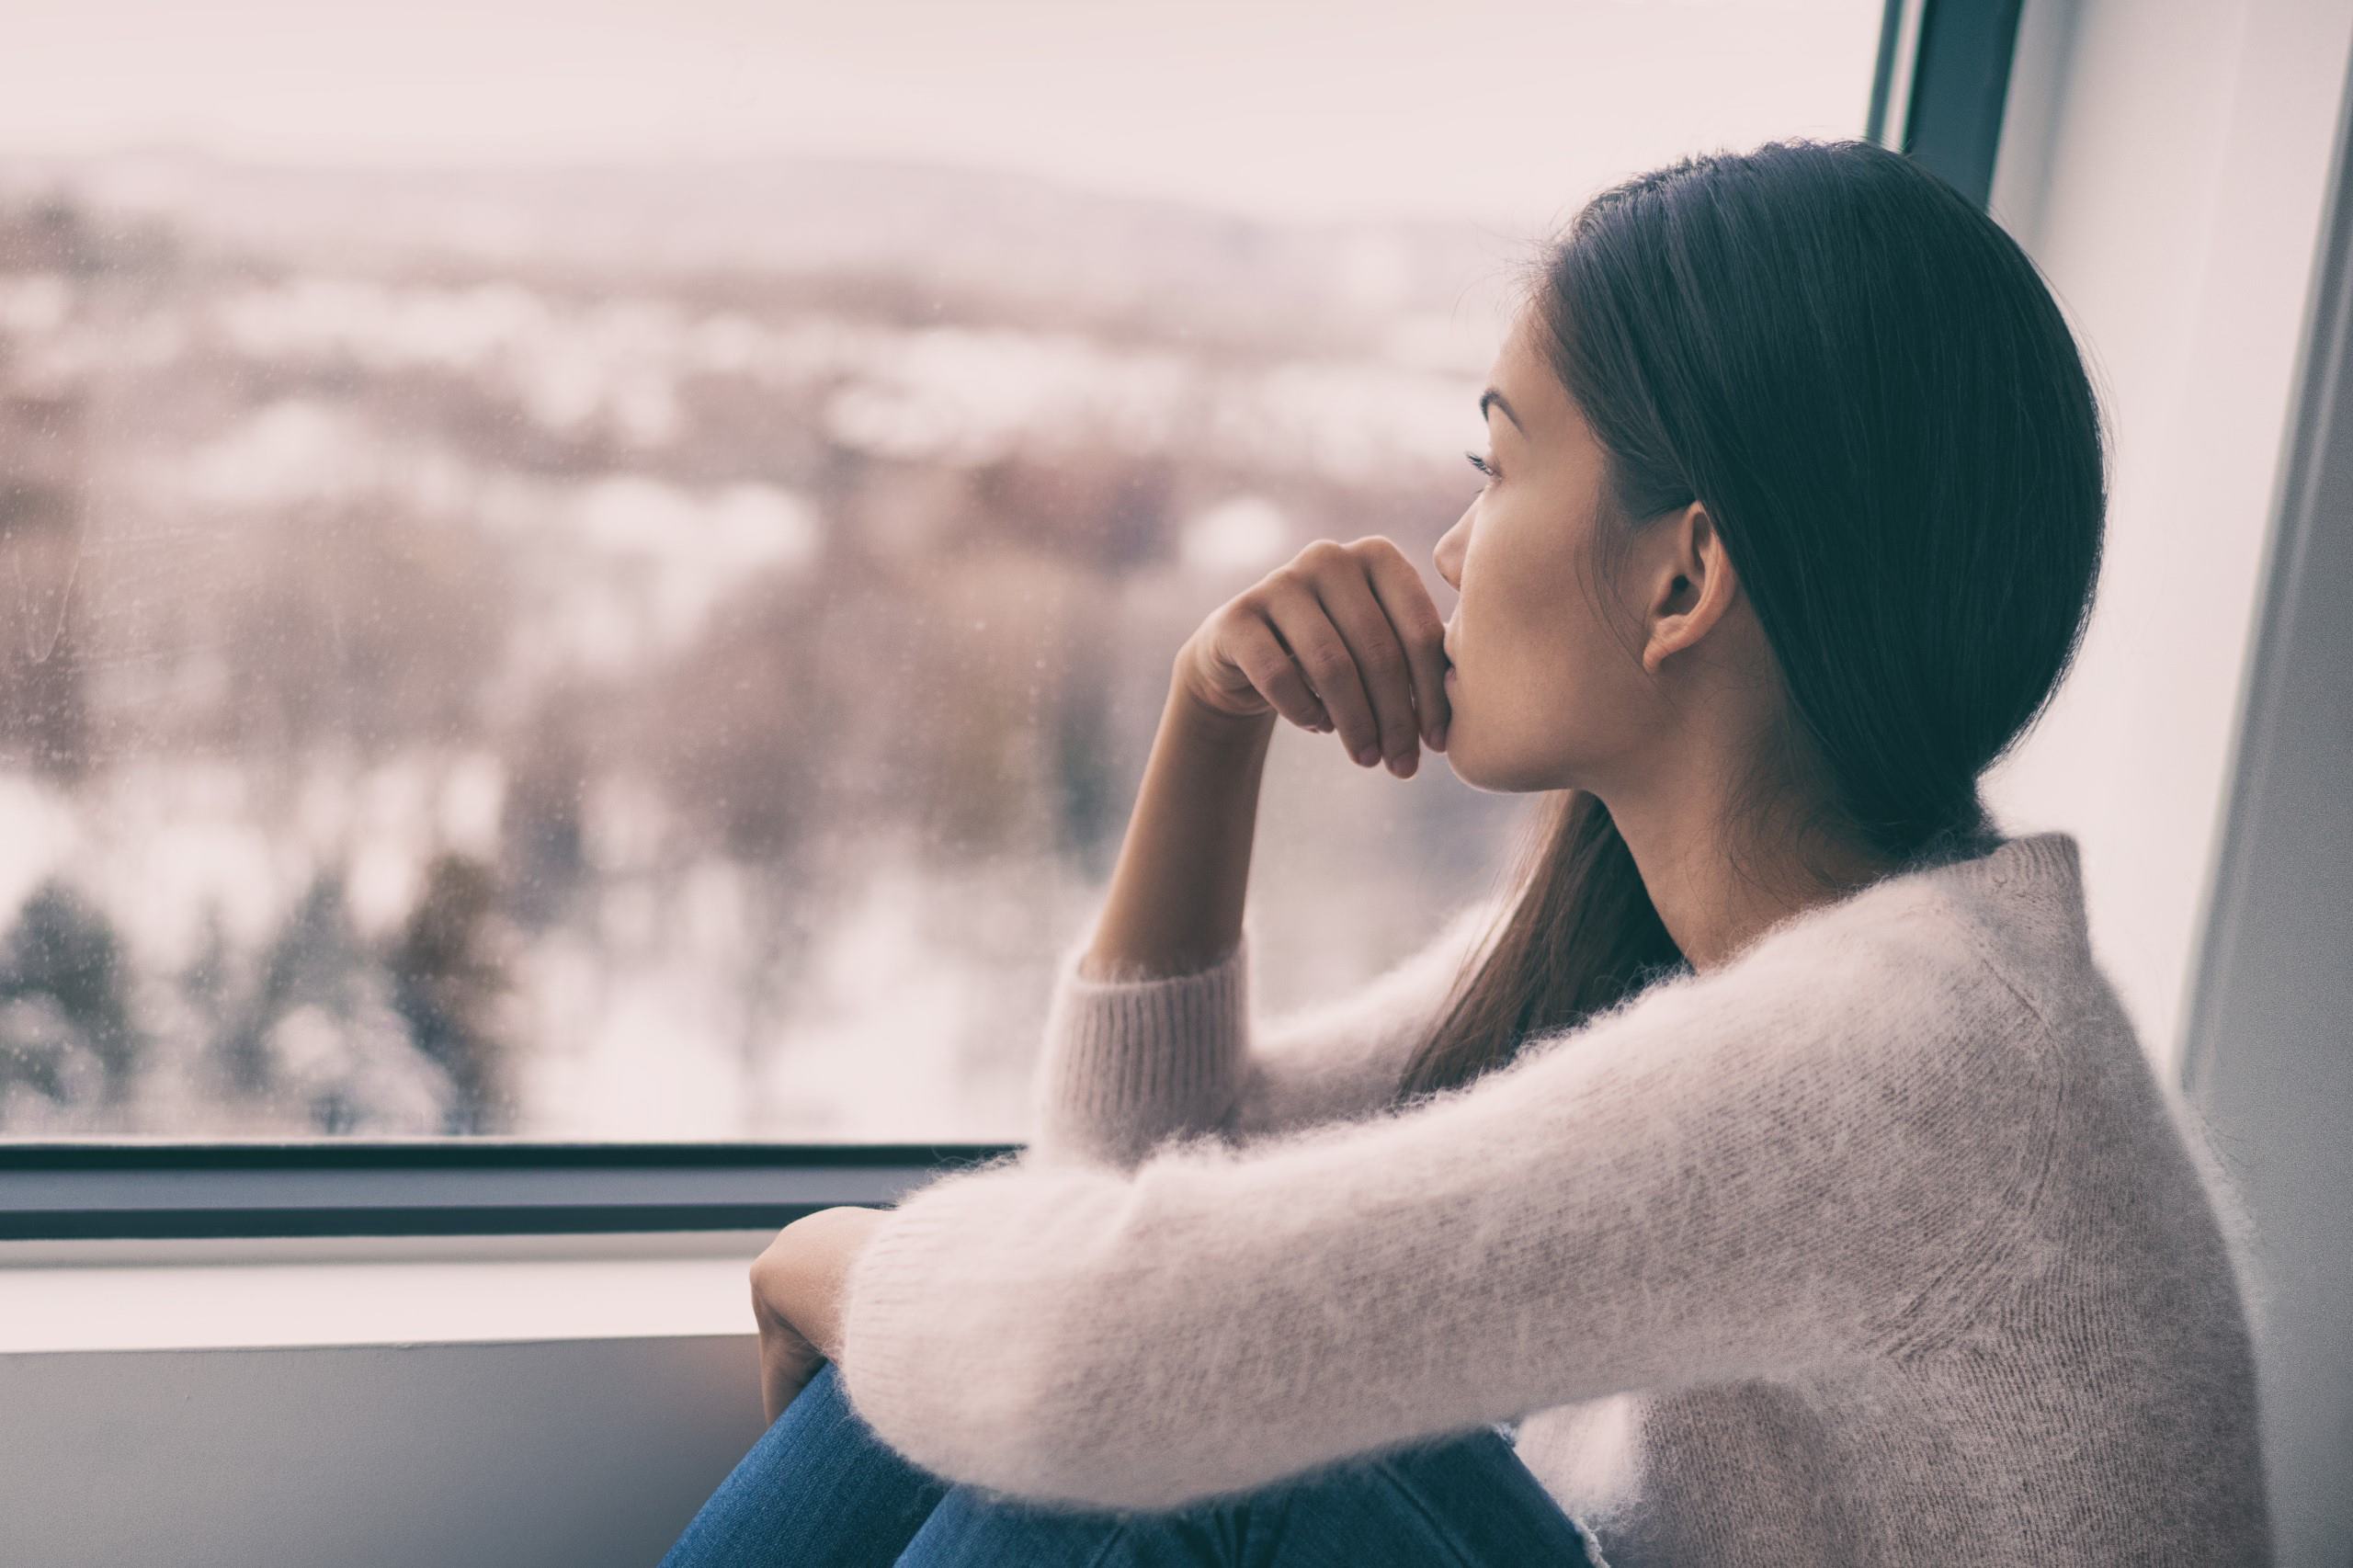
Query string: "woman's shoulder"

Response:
xmin=1710 ymin=831 xmax=2102 ymax=1065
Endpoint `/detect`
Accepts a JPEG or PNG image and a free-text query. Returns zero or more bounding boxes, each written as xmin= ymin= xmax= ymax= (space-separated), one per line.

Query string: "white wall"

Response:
xmin=1 ymin=1335 xmax=765 ymax=1568
xmin=1988 ymin=10 xmax=2353 ymax=1559
xmin=1983 ymin=0 xmax=2353 ymax=1076
xmin=0 ymin=1233 xmax=778 ymax=1568
xmin=2171 ymin=14 xmax=2353 ymax=1555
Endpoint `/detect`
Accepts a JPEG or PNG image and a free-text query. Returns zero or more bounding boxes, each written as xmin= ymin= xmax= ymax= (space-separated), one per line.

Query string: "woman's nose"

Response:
xmin=1434 ymin=524 xmax=1465 ymax=592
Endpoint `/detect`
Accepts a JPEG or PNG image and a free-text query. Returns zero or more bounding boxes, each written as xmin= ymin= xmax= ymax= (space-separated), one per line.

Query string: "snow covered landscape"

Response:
xmin=0 ymin=154 xmax=1529 ymax=1142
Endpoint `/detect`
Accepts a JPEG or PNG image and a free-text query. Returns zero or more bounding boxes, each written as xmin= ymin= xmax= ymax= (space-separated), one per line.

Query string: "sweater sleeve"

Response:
xmin=1025 ymin=892 xmax=1511 ymax=1170
xmin=837 ymin=912 xmax=2061 ymax=1513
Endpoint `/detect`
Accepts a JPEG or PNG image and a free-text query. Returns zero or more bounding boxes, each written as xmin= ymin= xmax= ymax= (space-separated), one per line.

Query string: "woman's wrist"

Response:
xmin=1079 ymin=676 xmax=1271 ymax=981
xmin=1165 ymin=666 xmax=1279 ymax=748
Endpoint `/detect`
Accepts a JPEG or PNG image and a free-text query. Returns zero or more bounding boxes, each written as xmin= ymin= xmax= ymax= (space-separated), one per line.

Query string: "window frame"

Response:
xmin=1874 ymin=0 xmax=2028 ymax=208
xmin=0 ymin=1142 xmax=1021 ymax=1239
xmin=0 ymin=0 xmax=2020 ymax=1241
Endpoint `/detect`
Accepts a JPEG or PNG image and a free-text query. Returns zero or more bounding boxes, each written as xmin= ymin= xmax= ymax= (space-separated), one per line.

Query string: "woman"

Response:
xmin=662 ymin=136 xmax=2271 ymax=1565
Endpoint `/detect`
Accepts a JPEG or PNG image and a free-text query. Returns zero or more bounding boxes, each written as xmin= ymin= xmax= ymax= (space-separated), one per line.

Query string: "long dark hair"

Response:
xmin=1396 ymin=137 xmax=2109 ymax=1103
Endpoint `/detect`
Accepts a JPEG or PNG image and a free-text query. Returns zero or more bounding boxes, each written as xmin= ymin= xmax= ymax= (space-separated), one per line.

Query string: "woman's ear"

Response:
xmin=1641 ymin=503 xmax=1738 ymax=676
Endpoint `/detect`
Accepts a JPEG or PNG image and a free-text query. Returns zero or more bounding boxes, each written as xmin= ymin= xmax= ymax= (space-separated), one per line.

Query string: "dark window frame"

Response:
xmin=1875 ymin=0 xmax=2028 ymax=208
xmin=0 ymin=0 xmax=2022 ymax=1242
xmin=0 ymin=1142 xmax=1022 ymax=1239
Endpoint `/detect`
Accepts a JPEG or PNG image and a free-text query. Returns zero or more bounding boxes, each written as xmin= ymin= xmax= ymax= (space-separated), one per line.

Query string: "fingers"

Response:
xmin=1355 ymin=538 xmax=1451 ymax=755
xmin=1259 ymin=562 xmax=1382 ymax=762
xmin=1308 ymin=540 xmax=1445 ymax=774
xmin=1307 ymin=566 xmax=1418 ymax=773
xmin=1235 ymin=536 xmax=1449 ymax=776
xmin=1222 ymin=605 xmax=1333 ymax=732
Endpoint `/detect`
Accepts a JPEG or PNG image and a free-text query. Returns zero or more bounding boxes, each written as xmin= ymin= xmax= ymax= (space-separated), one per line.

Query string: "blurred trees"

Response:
xmin=212 ymin=870 xmax=430 ymax=1132
xmin=0 ymin=385 xmax=92 ymax=783
xmin=501 ymin=687 xmax=594 ymax=929
xmin=216 ymin=503 xmax=510 ymax=764
xmin=0 ymin=881 xmax=136 ymax=1109
xmin=389 ymin=852 xmax=515 ymax=1135
xmin=638 ymin=574 xmax=837 ymax=865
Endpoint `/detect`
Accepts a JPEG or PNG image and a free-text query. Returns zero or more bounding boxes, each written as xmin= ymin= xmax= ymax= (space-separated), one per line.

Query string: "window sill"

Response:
xmin=0 ymin=1229 xmax=776 ymax=1353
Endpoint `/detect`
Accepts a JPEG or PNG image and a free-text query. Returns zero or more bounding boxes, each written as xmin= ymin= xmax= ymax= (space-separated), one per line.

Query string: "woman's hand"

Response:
xmin=1173 ymin=535 xmax=1451 ymax=778
xmin=749 ymin=1206 xmax=892 ymax=1424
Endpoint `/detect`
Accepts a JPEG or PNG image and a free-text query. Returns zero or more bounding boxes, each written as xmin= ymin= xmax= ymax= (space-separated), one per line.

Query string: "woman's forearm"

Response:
xmin=1082 ymin=673 xmax=1277 ymax=980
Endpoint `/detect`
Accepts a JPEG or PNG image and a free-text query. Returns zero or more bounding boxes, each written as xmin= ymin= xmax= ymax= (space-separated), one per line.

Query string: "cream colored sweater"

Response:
xmin=837 ymin=832 xmax=2272 ymax=1564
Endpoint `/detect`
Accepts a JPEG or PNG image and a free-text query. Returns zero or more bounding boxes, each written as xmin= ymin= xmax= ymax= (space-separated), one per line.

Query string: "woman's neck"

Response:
xmin=1604 ymin=788 xmax=1896 ymax=975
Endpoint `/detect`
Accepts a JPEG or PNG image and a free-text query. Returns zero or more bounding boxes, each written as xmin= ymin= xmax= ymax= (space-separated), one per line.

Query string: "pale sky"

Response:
xmin=0 ymin=0 xmax=1883 ymax=227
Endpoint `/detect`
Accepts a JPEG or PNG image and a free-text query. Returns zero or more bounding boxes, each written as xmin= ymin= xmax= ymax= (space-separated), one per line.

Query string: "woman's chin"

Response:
xmin=1436 ymin=730 xmax=1471 ymax=784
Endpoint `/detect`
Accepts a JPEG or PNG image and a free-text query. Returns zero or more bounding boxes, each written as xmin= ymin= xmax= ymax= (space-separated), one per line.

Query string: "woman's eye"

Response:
xmin=1463 ymin=450 xmax=1498 ymax=483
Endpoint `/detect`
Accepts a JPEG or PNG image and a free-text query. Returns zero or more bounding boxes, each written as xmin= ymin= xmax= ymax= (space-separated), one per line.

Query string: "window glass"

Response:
xmin=0 ymin=0 xmax=1882 ymax=1140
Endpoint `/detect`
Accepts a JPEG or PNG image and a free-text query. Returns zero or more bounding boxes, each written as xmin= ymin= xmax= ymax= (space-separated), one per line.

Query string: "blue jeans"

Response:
xmin=658 ymin=1360 xmax=1600 ymax=1566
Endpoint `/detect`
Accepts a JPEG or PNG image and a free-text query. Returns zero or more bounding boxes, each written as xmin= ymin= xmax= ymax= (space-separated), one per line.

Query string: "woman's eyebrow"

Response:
xmin=1479 ymin=388 xmax=1526 ymax=436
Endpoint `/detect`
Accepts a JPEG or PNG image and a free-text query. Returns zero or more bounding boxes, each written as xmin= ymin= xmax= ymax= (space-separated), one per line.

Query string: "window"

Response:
xmin=0 ymin=0 xmax=1923 ymax=1171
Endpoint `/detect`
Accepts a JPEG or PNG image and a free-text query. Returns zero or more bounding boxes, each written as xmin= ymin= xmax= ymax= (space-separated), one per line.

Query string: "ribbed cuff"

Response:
xmin=1028 ymin=912 xmax=1253 ymax=1168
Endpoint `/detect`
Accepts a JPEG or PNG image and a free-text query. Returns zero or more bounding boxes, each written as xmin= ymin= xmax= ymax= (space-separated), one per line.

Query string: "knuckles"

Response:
xmin=1292 ymin=632 xmax=1349 ymax=674
xmin=1251 ymin=538 xmax=1445 ymax=684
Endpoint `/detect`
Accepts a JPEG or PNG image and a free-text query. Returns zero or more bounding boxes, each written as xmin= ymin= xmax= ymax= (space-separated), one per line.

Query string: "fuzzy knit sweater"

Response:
xmin=836 ymin=831 xmax=2272 ymax=1564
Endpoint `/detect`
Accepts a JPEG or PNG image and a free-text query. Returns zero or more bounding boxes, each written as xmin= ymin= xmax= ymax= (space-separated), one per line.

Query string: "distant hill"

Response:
xmin=0 ymin=149 xmax=1530 ymax=353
